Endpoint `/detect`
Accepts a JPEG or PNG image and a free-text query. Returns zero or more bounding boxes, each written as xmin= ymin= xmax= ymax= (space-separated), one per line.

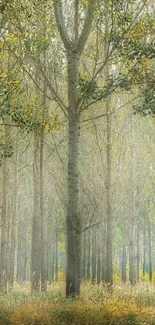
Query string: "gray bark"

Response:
xmin=97 ymin=230 xmax=101 ymax=284
xmin=17 ymin=217 xmax=27 ymax=282
xmin=55 ymin=223 xmax=58 ymax=282
xmin=31 ymin=131 xmax=41 ymax=292
xmin=66 ymin=101 xmax=81 ymax=296
xmin=148 ymin=220 xmax=152 ymax=282
xmin=86 ymin=228 xmax=91 ymax=280
xmin=8 ymin=140 xmax=18 ymax=289
xmin=0 ymin=123 xmax=9 ymax=292
xmin=81 ymin=231 xmax=86 ymax=280
xmin=92 ymin=227 xmax=96 ymax=283
xmin=0 ymin=154 xmax=8 ymax=292
xmin=143 ymin=227 xmax=146 ymax=277
xmin=40 ymin=127 xmax=48 ymax=292
xmin=122 ymin=211 xmax=127 ymax=282
xmin=105 ymin=111 xmax=113 ymax=285
xmin=129 ymin=200 xmax=136 ymax=284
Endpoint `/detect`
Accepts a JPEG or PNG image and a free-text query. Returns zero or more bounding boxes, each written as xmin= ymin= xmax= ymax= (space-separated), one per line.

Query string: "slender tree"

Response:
xmin=53 ymin=0 xmax=97 ymax=296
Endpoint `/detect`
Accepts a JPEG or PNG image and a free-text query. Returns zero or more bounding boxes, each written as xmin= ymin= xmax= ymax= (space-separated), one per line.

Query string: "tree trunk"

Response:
xmin=0 ymin=122 xmax=10 ymax=293
xmin=101 ymin=217 xmax=106 ymax=282
xmin=129 ymin=210 xmax=136 ymax=284
xmin=105 ymin=112 xmax=113 ymax=285
xmin=92 ymin=227 xmax=96 ymax=283
xmin=86 ymin=228 xmax=91 ymax=280
xmin=53 ymin=0 xmax=96 ymax=297
xmin=104 ymin=9 xmax=113 ymax=284
xmin=129 ymin=119 xmax=136 ymax=285
xmin=136 ymin=216 xmax=140 ymax=281
xmin=8 ymin=142 xmax=18 ymax=289
xmin=122 ymin=242 xmax=127 ymax=282
xmin=97 ymin=228 xmax=101 ymax=284
xmin=135 ymin=183 xmax=140 ymax=281
xmin=52 ymin=243 xmax=55 ymax=282
xmin=31 ymin=131 xmax=41 ymax=293
xmin=122 ymin=214 xmax=127 ymax=282
xmin=17 ymin=209 xmax=27 ymax=282
xmin=143 ymin=227 xmax=146 ymax=278
xmin=148 ymin=220 xmax=152 ymax=282
xmin=0 ymin=153 xmax=8 ymax=292
xmin=81 ymin=231 xmax=86 ymax=280
xmin=40 ymin=127 xmax=48 ymax=292
xmin=66 ymin=50 xmax=81 ymax=297
xmin=47 ymin=213 xmax=54 ymax=284
xmin=55 ymin=224 xmax=58 ymax=282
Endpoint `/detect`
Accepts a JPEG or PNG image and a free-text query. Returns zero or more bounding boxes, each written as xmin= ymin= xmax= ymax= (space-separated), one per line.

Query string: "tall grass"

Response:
xmin=0 ymin=281 xmax=155 ymax=324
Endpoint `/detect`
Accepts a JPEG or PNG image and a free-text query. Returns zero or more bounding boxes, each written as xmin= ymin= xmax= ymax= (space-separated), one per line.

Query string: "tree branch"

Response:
xmin=77 ymin=0 xmax=97 ymax=53
xmin=94 ymin=0 xmax=148 ymax=79
xmin=2 ymin=34 xmax=69 ymax=119
xmin=80 ymin=95 xmax=139 ymax=124
xmin=74 ymin=0 xmax=79 ymax=43
xmin=53 ymin=0 xmax=71 ymax=50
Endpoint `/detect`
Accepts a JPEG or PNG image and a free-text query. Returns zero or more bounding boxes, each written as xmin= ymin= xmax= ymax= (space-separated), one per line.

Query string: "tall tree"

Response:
xmin=0 ymin=127 xmax=8 ymax=292
xmin=53 ymin=0 xmax=97 ymax=296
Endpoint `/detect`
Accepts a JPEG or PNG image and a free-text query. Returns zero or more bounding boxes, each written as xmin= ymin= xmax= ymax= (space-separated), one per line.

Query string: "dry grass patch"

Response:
xmin=0 ymin=282 xmax=155 ymax=325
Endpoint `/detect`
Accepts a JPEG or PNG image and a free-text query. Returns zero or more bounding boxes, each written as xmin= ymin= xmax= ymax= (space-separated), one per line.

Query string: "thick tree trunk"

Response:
xmin=66 ymin=51 xmax=81 ymax=297
xmin=66 ymin=116 xmax=81 ymax=295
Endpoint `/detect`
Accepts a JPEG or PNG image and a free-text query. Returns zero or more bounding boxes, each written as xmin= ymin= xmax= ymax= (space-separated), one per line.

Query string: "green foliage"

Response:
xmin=134 ymin=80 xmax=155 ymax=116
xmin=0 ymin=138 xmax=13 ymax=159
xmin=10 ymin=105 xmax=61 ymax=133
xmin=79 ymin=73 xmax=131 ymax=103
xmin=11 ymin=106 xmax=41 ymax=132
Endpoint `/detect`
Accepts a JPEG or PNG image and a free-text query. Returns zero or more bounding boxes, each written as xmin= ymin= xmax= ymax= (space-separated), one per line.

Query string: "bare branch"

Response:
xmin=80 ymin=95 xmax=139 ymax=124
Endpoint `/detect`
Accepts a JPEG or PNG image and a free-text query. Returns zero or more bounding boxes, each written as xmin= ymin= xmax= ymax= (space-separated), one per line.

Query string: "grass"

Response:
xmin=0 ymin=281 xmax=155 ymax=324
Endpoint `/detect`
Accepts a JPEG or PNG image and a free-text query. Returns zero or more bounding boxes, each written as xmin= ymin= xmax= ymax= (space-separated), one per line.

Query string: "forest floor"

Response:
xmin=0 ymin=282 xmax=155 ymax=324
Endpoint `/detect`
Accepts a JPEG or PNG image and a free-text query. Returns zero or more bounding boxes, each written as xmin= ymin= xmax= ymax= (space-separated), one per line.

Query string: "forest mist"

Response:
xmin=0 ymin=0 xmax=155 ymax=324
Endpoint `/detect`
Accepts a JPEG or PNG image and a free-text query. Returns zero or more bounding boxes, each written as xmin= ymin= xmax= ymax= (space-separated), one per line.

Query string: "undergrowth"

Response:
xmin=0 ymin=282 xmax=155 ymax=324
